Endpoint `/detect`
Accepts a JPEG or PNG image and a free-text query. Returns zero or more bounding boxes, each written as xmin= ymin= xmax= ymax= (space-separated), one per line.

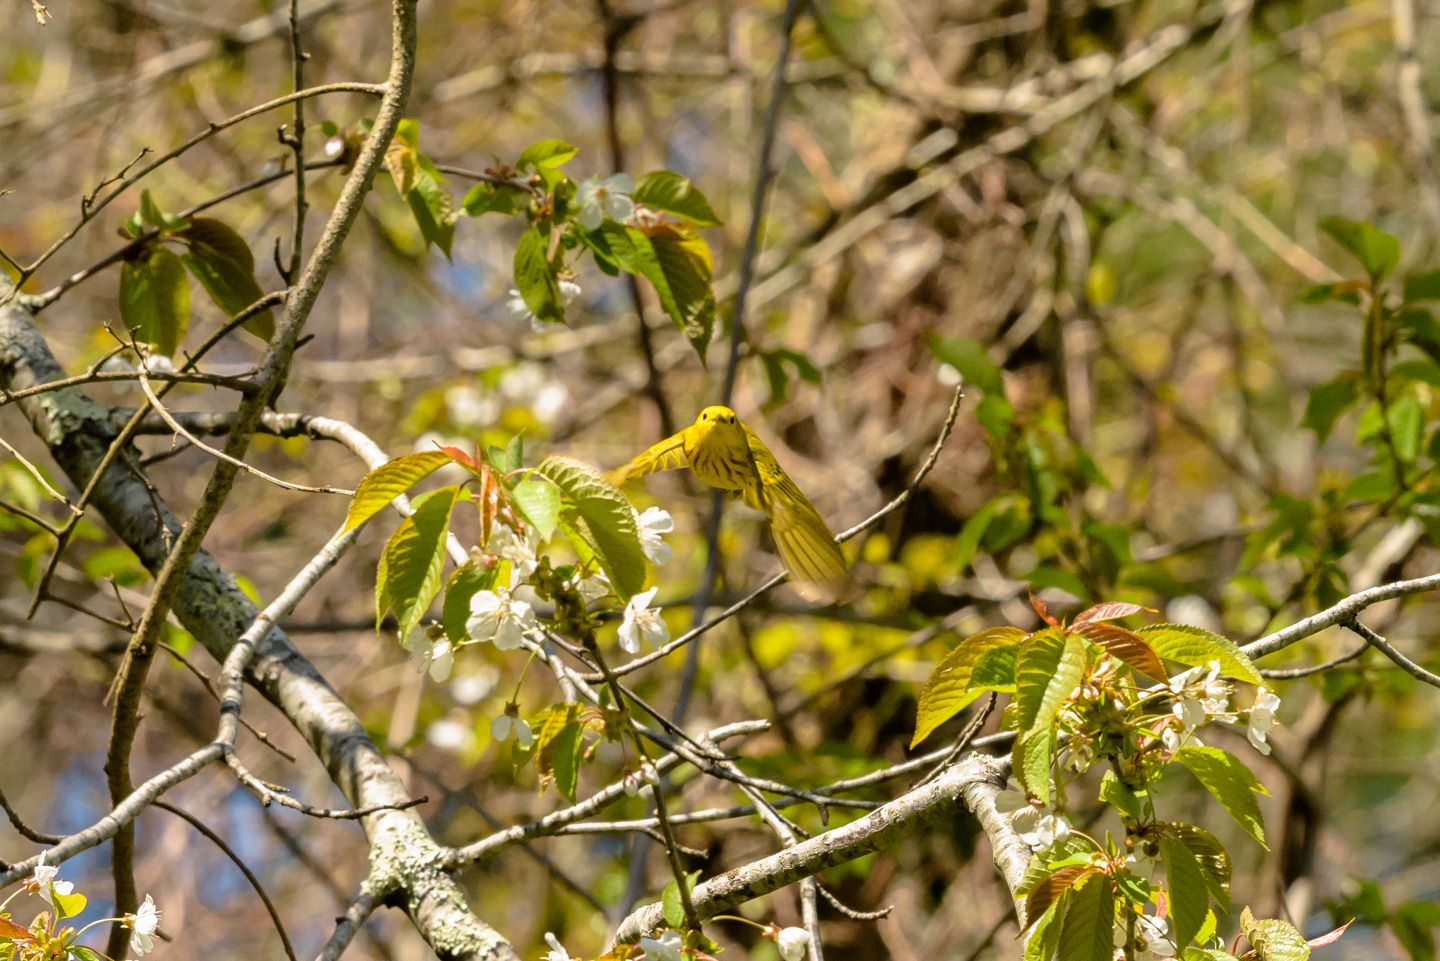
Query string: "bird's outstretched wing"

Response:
xmin=606 ymin=431 xmax=690 ymax=486
xmin=741 ymin=427 xmax=849 ymax=600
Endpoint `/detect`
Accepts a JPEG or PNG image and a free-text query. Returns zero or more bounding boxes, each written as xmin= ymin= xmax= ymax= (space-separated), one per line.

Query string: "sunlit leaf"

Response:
xmin=344 ymin=450 xmax=453 ymax=533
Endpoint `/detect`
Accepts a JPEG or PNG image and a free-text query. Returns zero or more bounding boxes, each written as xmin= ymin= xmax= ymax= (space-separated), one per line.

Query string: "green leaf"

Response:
xmin=442 ymin=560 xmax=497 ymax=643
xmin=1057 ymin=874 xmax=1115 ymax=961
xmin=386 ymin=133 xmax=419 ymax=196
xmin=638 ymin=223 xmax=715 ymax=362
xmin=632 ymin=170 xmax=724 ymax=226
xmin=910 ymin=626 xmax=1026 ymax=746
xmin=1391 ymin=360 xmax=1440 ymax=387
xmin=382 ymin=487 xmax=460 ymax=640
xmin=1406 ymin=269 xmax=1440 ymax=302
xmin=1390 ymin=395 xmax=1424 ymax=463
xmin=1166 ymin=822 xmax=1232 ymax=907
xmin=517 ymin=139 xmax=578 ymax=170
xmin=1014 ymin=726 xmax=1054 ymax=803
xmin=535 ymin=455 xmax=647 ymax=599
xmin=1013 ymin=628 xmax=1086 ymax=735
xmin=1025 ymin=894 xmax=1066 ymax=961
xmin=1099 ymin=771 xmax=1143 ymax=820
xmin=1162 ymin=837 xmax=1209 ymax=951
xmin=927 ymin=334 xmax=1003 ymax=396
xmin=462 ymin=181 xmax=525 ymax=217
xmin=551 ymin=722 xmax=584 ymax=802
xmin=178 ymin=217 xmax=273 ymax=341
xmin=760 ymin=347 xmax=822 ymax=408
xmin=1136 ymin=623 xmax=1261 ymax=684
xmin=1319 ymin=216 xmax=1401 ymax=280
xmin=1174 ymin=746 xmax=1268 ymax=848
xmin=407 ymin=170 xmax=458 ymax=258
xmin=511 ymin=478 xmax=561 ymax=540
xmin=663 ymin=879 xmax=685 ymax=929
xmin=344 ymin=450 xmax=453 ymax=533
xmin=514 ymin=227 xmax=565 ymax=324
xmin=969 ymin=644 xmax=1018 ymax=691
xmin=1301 ymin=377 xmax=1359 ymax=444
xmin=120 ymin=244 xmax=191 ymax=357
xmin=1239 ymin=907 xmax=1310 ymax=961
xmin=1391 ymin=911 xmax=1435 ymax=961
xmin=52 ymin=890 xmax=86 ymax=919
xmin=1181 ymin=950 xmax=1240 ymax=961
xmin=1025 ymin=865 xmax=1093 ymax=932
xmin=139 ymin=188 xmax=166 ymax=228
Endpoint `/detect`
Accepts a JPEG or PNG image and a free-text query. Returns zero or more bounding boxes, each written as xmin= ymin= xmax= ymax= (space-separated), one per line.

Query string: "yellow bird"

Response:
xmin=607 ymin=406 xmax=849 ymax=599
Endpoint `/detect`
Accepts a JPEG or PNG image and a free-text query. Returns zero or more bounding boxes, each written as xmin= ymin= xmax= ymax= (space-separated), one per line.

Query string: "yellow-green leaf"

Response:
xmin=120 ymin=244 xmax=191 ymax=357
xmin=911 ymin=626 xmax=1026 ymax=746
xmin=536 ymin=455 xmax=647 ymax=598
xmin=1137 ymin=623 xmax=1261 ymax=684
xmin=178 ymin=218 xmax=273 ymax=341
xmin=344 ymin=450 xmax=453 ymax=533
xmin=1014 ymin=628 xmax=1086 ymax=735
xmin=1161 ymin=837 xmax=1209 ymax=951
xmin=1057 ymin=874 xmax=1115 ymax=961
xmin=381 ymin=486 xmax=459 ymax=640
xmin=1174 ymin=746 xmax=1268 ymax=848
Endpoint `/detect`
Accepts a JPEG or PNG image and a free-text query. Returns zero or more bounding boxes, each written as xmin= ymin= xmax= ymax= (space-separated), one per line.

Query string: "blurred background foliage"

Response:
xmin=5 ymin=0 xmax=1440 ymax=958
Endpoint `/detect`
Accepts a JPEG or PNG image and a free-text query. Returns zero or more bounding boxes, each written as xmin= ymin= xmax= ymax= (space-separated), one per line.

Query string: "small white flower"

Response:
xmin=429 ymin=638 xmax=454 ymax=681
xmin=142 ymin=353 xmax=175 ymax=375
xmin=486 ymin=523 xmax=540 ymax=588
xmin=1133 ymin=913 xmax=1177 ymax=958
xmin=466 ymin=588 xmax=537 ymax=650
xmin=1012 ymin=808 xmax=1071 ymax=852
xmin=324 ymin=136 xmax=344 ymax=157
xmin=637 ymin=507 xmax=674 ymax=566
xmin=776 ymin=926 xmax=810 ymax=961
xmin=507 ymin=282 xmax=582 ymax=331
xmin=444 ymin=384 xmax=499 ymax=427
xmin=491 ymin=713 xmax=534 ymax=749
xmin=575 ymin=173 xmax=635 ymax=230
xmin=639 ymin=929 xmax=683 ymax=961
xmin=31 ymin=853 xmax=73 ymax=913
xmin=618 ymin=587 xmax=670 ymax=653
xmin=544 ymin=932 xmax=572 ymax=961
xmin=1247 ymin=687 xmax=1281 ymax=755
xmin=129 ymin=894 xmax=161 ymax=956
xmin=570 ymin=568 xmax=611 ymax=604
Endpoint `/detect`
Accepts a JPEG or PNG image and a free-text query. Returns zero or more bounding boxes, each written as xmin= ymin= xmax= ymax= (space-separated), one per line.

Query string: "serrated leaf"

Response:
xmin=1072 ymin=622 xmax=1167 ymax=680
xmin=551 ymin=722 xmax=584 ymax=801
xmin=381 ymin=486 xmax=460 ymax=640
xmin=1074 ymin=601 xmax=1149 ymax=623
xmin=0 ymin=916 xmax=30 ymax=941
xmin=632 ymin=170 xmax=723 ymax=226
xmin=407 ymin=170 xmax=458 ymax=258
xmin=1014 ymin=628 xmax=1086 ymax=735
xmin=514 ymin=227 xmax=564 ymax=324
xmin=462 ymin=181 xmax=525 ymax=217
xmin=1174 ymin=746 xmax=1268 ymax=848
xmin=1137 ymin=624 xmax=1261 ymax=684
xmin=178 ymin=217 xmax=273 ymax=340
xmin=442 ymin=560 xmax=497 ymax=643
xmin=927 ymin=334 xmax=1003 ymax=396
xmin=1302 ymin=377 xmax=1359 ymax=444
xmin=1026 ymin=865 xmax=1093 ymax=929
xmin=1239 ymin=907 xmax=1310 ymax=961
xmin=1057 ymin=874 xmax=1115 ymax=961
xmin=638 ymin=222 xmax=715 ymax=361
xmin=344 ymin=450 xmax=453 ymax=533
xmin=120 ymin=244 xmax=191 ymax=357
xmin=386 ymin=135 xmax=418 ymax=196
xmin=1026 ymin=894 xmax=1066 ymax=961
xmin=1162 ymin=837 xmax=1208 ymax=950
xmin=911 ymin=626 xmax=1026 ymax=746
xmin=517 ymin=139 xmax=578 ymax=170
xmin=1181 ymin=950 xmax=1240 ymax=961
xmin=1017 ymin=837 xmax=1093 ymax=896
xmin=1014 ymin=726 xmax=1054 ymax=803
xmin=969 ymin=644 xmax=1018 ymax=691
xmin=511 ymin=478 xmax=561 ymax=539
xmin=535 ymin=455 xmax=647 ymax=598
xmin=1166 ymin=822 xmax=1232 ymax=907
xmin=535 ymin=703 xmax=582 ymax=794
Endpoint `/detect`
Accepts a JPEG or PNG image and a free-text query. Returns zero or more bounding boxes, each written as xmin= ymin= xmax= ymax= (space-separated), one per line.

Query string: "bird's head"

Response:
xmin=697 ymin=406 xmax=740 ymax=427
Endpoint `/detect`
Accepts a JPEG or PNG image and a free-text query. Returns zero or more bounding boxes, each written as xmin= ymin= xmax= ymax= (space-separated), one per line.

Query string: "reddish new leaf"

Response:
xmin=1307 ymin=918 xmax=1353 ymax=948
xmin=438 ymin=444 xmax=481 ymax=475
xmin=1024 ymin=864 xmax=1092 ymax=929
xmin=477 ymin=467 xmax=502 ymax=546
xmin=0 ymin=916 xmax=32 ymax=941
xmin=1074 ymin=601 xmax=1152 ymax=624
xmin=1072 ymin=622 xmax=1168 ymax=681
xmin=1030 ymin=590 xmax=1058 ymax=626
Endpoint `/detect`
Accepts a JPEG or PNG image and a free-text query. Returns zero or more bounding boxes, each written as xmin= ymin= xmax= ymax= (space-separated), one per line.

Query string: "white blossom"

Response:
xmin=507 ymin=281 xmax=582 ymax=331
xmin=777 ymin=926 xmax=810 ymax=961
xmin=1012 ymin=807 xmax=1072 ymax=852
xmin=575 ymin=173 xmax=635 ymax=230
xmin=466 ymin=588 xmax=537 ymax=650
xmin=142 ymin=353 xmax=175 ymax=375
xmin=639 ymin=929 xmax=683 ymax=961
xmin=571 ymin=568 xmax=611 ymax=604
xmin=544 ymin=933 xmax=572 ymax=961
xmin=486 ymin=523 xmax=540 ymax=587
xmin=637 ymin=507 xmax=674 ymax=566
xmin=1247 ymin=687 xmax=1281 ymax=755
xmin=618 ymin=587 xmax=669 ymax=653
xmin=491 ymin=714 xmax=534 ymax=749
xmin=443 ymin=384 xmax=499 ymax=427
xmin=623 ymin=762 xmax=658 ymax=797
xmin=129 ymin=894 xmax=161 ymax=956
xmin=31 ymin=853 xmax=73 ymax=913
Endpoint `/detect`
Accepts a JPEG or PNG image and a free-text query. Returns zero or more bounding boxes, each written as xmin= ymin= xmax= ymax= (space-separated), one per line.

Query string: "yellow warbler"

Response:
xmin=607 ymin=406 xmax=849 ymax=599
